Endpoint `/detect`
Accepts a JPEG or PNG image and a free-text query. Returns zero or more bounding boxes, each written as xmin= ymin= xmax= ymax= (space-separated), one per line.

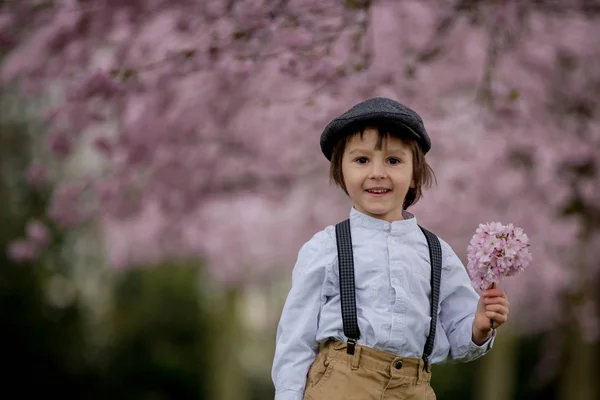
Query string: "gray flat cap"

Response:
xmin=320 ymin=97 xmax=431 ymax=160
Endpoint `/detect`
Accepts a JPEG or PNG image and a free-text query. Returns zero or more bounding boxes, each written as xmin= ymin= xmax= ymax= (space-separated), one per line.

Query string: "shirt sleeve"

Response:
xmin=438 ymin=242 xmax=495 ymax=362
xmin=272 ymin=231 xmax=334 ymax=400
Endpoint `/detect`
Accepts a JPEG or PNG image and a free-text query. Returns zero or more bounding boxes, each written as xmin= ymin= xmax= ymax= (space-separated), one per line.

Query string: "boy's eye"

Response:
xmin=388 ymin=157 xmax=402 ymax=165
xmin=354 ymin=157 xmax=369 ymax=164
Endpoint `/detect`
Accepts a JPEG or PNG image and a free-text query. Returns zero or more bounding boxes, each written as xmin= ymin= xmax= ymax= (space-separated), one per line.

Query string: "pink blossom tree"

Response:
xmin=1 ymin=0 xmax=373 ymax=278
xmin=2 ymin=0 xmax=598 ymax=327
xmin=2 ymin=2 xmax=599 ymax=397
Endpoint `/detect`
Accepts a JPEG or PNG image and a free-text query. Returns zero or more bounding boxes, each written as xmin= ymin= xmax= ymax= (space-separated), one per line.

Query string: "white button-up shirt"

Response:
xmin=272 ymin=208 xmax=494 ymax=400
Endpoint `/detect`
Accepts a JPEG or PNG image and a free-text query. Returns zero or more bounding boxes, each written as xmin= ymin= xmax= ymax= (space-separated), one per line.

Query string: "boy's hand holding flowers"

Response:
xmin=466 ymin=222 xmax=532 ymax=345
xmin=472 ymin=287 xmax=510 ymax=344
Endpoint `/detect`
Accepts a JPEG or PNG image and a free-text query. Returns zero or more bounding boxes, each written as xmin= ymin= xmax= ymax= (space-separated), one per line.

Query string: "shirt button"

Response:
xmin=382 ymin=223 xmax=391 ymax=231
xmin=395 ymin=360 xmax=403 ymax=369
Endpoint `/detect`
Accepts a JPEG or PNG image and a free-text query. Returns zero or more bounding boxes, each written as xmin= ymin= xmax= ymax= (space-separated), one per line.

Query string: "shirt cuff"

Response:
xmin=470 ymin=329 xmax=496 ymax=351
xmin=452 ymin=315 xmax=496 ymax=361
xmin=463 ymin=328 xmax=496 ymax=362
xmin=275 ymin=389 xmax=304 ymax=400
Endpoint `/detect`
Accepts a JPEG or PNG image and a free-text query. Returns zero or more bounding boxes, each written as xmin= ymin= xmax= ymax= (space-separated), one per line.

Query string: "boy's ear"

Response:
xmin=410 ymin=177 xmax=416 ymax=189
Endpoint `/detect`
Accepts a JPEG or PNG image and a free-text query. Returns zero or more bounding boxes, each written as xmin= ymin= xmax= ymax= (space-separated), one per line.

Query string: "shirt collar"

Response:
xmin=349 ymin=207 xmax=419 ymax=234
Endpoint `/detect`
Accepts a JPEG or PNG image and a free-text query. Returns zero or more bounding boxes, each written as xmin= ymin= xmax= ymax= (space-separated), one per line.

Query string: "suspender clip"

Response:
xmin=346 ymin=338 xmax=357 ymax=355
xmin=422 ymin=355 xmax=430 ymax=372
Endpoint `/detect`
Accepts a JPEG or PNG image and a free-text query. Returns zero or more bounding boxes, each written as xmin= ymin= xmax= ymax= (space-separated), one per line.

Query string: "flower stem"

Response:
xmin=489 ymin=281 xmax=496 ymax=329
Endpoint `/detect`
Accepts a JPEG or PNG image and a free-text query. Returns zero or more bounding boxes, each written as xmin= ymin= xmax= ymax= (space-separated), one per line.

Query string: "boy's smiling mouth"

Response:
xmin=365 ymin=187 xmax=392 ymax=196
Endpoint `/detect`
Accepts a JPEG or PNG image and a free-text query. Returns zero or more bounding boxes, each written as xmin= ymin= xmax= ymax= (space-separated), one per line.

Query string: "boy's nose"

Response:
xmin=368 ymin=161 xmax=387 ymax=179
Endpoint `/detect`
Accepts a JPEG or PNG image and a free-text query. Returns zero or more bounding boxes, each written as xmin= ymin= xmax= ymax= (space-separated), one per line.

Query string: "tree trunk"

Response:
xmin=211 ymin=287 xmax=248 ymax=400
xmin=473 ymin=329 xmax=516 ymax=400
xmin=558 ymin=229 xmax=599 ymax=400
xmin=558 ymin=281 xmax=598 ymax=400
xmin=558 ymin=332 xmax=596 ymax=400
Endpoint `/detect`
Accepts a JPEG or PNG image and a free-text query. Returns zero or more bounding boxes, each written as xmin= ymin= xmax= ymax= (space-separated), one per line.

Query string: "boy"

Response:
xmin=272 ymin=98 xmax=509 ymax=399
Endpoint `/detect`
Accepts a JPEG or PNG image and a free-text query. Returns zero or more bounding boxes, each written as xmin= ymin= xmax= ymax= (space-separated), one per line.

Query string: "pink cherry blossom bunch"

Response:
xmin=466 ymin=222 xmax=532 ymax=291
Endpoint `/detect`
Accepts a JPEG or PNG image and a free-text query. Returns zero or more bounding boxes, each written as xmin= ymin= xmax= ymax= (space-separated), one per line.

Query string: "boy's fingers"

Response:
xmin=484 ymin=297 xmax=510 ymax=307
xmin=485 ymin=304 xmax=508 ymax=314
xmin=485 ymin=311 xmax=508 ymax=323
xmin=483 ymin=289 xmax=507 ymax=298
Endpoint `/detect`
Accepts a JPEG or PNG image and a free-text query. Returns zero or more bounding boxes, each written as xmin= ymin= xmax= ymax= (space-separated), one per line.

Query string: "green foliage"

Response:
xmin=0 ymin=95 xmax=215 ymax=398
xmin=104 ymin=264 xmax=213 ymax=399
xmin=431 ymin=361 xmax=477 ymax=399
xmin=0 ymin=106 xmax=98 ymax=397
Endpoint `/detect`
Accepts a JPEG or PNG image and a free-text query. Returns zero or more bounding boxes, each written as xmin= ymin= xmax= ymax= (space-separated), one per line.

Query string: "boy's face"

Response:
xmin=341 ymin=128 xmax=414 ymax=222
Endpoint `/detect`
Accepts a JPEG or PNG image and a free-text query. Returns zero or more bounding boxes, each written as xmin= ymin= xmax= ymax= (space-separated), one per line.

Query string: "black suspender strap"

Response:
xmin=419 ymin=226 xmax=442 ymax=372
xmin=335 ymin=219 xmax=443 ymax=367
xmin=335 ymin=219 xmax=360 ymax=355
